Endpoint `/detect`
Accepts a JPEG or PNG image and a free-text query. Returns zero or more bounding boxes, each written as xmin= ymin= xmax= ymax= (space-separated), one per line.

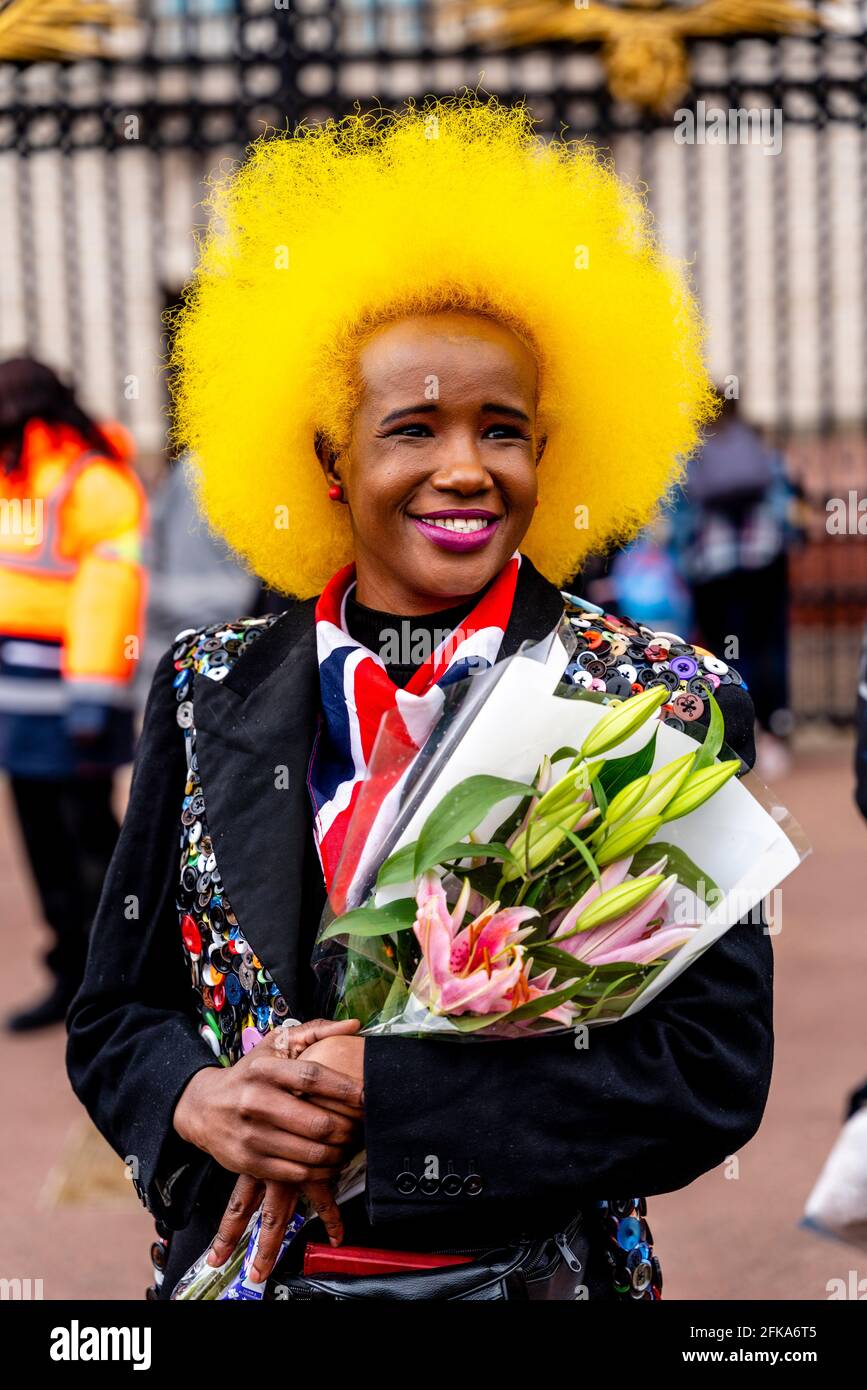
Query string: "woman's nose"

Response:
xmin=429 ymin=443 xmax=492 ymax=495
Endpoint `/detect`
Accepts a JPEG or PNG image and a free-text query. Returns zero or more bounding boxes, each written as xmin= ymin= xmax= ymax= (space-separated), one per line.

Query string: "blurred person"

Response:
xmin=0 ymin=358 xmax=147 ymax=1030
xmin=800 ymin=653 xmax=867 ymax=1248
xmin=855 ymin=618 xmax=867 ymax=824
xmin=139 ymin=454 xmax=261 ymax=693
xmin=608 ymin=515 xmax=694 ymax=637
xmin=673 ymin=390 xmax=803 ymax=779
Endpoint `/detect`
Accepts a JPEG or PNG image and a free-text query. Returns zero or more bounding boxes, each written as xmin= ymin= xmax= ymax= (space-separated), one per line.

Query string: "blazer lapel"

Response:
xmin=501 ymin=556 xmax=567 ymax=656
xmin=193 ymin=601 xmax=322 ymax=1010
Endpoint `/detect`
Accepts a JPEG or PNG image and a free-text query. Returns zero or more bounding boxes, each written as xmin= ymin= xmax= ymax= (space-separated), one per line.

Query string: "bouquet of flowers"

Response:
xmin=311 ymin=608 xmax=807 ymax=1039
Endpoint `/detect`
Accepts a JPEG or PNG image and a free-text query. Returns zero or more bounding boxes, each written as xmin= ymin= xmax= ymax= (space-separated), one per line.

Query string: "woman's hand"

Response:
xmin=207 ymin=1172 xmax=351 ymax=1282
xmin=294 ymin=1031 xmax=365 ymax=1086
xmin=172 ymin=1017 xmax=364 ymax=1185
xmin=181 ymin=1021 xmax=367 ymax=1282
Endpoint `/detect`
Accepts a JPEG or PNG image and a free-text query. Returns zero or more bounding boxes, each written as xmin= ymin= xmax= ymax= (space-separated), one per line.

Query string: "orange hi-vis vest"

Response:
xmin=0 ymin=418 xmax=147 ymax=710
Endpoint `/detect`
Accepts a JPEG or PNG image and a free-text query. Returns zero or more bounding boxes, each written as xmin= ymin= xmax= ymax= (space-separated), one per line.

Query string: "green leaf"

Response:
xmin=375 ymin=843 xmax=418 ymax=889
xmin=578 ymin=962 xmax=666 ymax=1021
xmin=447 ymin=1010 xmax=514 ymax=1033
xmin=376 ymin=972 xmax=410 ymax=1026
xmin=527 ymin=942 xmax=595 ymax=976
xmin=489 ymin=793 xmax=535 ymax=848
xmin=557 ymin=823 xmax=601 ymax=884
xmin=550 ymin=746 xmax=579 ymax=765
xmin=505 ymin=976 xmax=590 ymax=1023
xmin=338 ymin=949 xmax=393 ymax=1029
xmin=521 ymin=876 xmax=549 ymax=909
xmin=542 ymin=862 xmax=595 ymax=912
xmin=462 ymin=860 xmax=507 ymax=901
xmin=629 ymin=841 xmax=722 ymax=906
xmin=319 ymin=898 xmax=417 ymax=941
xmin=439 ymin=841 xmax=518 ymax=869
xmin=590 ymin=776 xmax=608 ymax=820
xmin=692 ymin=692 xmax=724 ymax=772
xmin=413 ymin=775 xmax=533 ymax=878
xmin=582 ymin=973 xmax=645 ymax=1020
xmin=597 ymin=731 xmax=658 ymax=800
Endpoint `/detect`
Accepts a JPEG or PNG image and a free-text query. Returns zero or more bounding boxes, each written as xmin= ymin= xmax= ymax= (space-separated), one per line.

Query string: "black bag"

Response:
xmin=269 ymin=1214 xmax=588 ymax=1301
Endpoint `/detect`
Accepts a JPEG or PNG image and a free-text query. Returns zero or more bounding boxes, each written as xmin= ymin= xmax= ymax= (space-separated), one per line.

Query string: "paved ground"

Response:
xmin=1 ymin=742 xmax=866 ymax=1301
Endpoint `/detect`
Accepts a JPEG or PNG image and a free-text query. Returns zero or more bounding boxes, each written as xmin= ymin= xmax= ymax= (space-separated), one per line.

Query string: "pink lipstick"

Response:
xmin=408 ymin=509 xmax=502 ymax=554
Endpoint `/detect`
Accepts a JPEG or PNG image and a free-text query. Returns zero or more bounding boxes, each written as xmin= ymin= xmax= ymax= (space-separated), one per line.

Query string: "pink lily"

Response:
xmin=412 ymin=872 xmax=561 ymax=1017
xmin=550 ymin=855 xmax=638 ymax=935
xmin=552 ymin=863 xmax=697 ymax=967
xmin=510 ymin=962 xmax=578 ymax=1026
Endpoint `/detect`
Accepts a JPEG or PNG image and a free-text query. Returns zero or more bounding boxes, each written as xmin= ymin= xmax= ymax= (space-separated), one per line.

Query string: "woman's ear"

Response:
xmin=314 ymin=430 xmax=342 ymax=487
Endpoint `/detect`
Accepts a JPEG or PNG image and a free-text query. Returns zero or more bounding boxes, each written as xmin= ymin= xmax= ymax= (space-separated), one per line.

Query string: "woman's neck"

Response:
xmin=344 ymin=589 xmax=485 ymax=688
xmin=353 ymin=571 xmax=484 ymax=618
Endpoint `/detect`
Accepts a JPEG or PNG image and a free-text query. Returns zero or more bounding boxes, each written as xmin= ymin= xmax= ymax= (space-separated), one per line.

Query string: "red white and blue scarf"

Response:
xmin=309 ymin=556 xmax=521 ymax=898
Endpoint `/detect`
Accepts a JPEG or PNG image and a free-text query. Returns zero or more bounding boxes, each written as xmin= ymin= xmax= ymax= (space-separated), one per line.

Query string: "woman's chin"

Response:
xmin=406 ymin=538 xmax=511 ymax=604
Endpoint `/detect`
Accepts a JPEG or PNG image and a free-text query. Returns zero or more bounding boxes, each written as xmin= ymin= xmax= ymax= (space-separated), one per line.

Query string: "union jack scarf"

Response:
xmin=309 ymin=556 xmax=521 ymax=902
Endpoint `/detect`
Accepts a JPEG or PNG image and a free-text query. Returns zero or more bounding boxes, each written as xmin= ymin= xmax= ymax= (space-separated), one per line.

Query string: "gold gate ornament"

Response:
xmin=453 ymin=0 xmax=824 ymax=113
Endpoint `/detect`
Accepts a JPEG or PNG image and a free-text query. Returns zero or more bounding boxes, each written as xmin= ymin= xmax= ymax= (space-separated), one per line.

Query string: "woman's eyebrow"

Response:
xmin=379 ymin=403 xmax=438 ymax=426
xmin=379 ymin=401 xmax=531 ymax=426
xmin=482 ymin=403 xmax=531 ymax=422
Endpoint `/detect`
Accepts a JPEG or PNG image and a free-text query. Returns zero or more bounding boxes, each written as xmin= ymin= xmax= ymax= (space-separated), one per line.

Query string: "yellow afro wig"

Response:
xmin=170 ymin=93 xmax=714 ymax=598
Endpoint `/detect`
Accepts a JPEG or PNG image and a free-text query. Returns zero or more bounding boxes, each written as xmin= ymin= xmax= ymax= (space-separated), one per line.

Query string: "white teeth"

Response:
xmin=421 ymin=516 xmax=492 ymax=533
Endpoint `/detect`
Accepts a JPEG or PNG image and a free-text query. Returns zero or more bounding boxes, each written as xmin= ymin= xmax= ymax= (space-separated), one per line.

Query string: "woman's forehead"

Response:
xmin=357 ymin=313 xmax=539 ymax=398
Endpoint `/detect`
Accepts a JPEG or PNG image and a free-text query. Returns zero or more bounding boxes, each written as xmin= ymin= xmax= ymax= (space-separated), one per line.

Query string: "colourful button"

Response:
xmin=181 ymin=914 xmax=201 ymax=957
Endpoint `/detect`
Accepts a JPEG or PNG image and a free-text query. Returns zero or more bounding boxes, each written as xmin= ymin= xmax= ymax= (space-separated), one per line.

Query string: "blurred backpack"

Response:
xmin=689 ymin=419 xmax=775 ymax=515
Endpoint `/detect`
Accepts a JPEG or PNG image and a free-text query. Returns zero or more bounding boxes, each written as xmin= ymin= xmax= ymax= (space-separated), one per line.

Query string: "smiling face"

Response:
xmin=318 ymin=311 xmax=543 ymax=614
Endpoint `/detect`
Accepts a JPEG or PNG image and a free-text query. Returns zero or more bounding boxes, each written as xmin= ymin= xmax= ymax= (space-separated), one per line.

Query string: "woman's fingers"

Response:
xmin=209 ymin=1175 xmax=343 ymax=1286
xmin=270 ymin=1018 xmax=361 ymax=1062
xmin=207 ymin=1173 xmax=262 ymax=1268
xmin=238 ymin=1116 xmax=354 ymax=1171
xmin=302 ymin=1179 xmax=345 ymax=1248
xmin=252 ymin=1156 xmax=345 ymax=1185
xmin=245 ymin=1088 xmax=359 ymax=1154
xmin=255 ymin=1054 xmax=364 ymax=1112
xmin=250 ymin=1181 xmax=300 ymax=1284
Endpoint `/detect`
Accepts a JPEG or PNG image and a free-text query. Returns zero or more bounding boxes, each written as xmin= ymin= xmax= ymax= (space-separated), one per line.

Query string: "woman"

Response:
xmin=0 ymin=358 xmax=145 ymax=1030
xmin=67 ymin=97 xmax=772 ymax=1300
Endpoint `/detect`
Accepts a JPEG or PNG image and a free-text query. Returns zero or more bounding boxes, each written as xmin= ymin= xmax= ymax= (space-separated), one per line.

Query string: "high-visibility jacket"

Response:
xmin=0 ymin=418 xmax=147 ymax=742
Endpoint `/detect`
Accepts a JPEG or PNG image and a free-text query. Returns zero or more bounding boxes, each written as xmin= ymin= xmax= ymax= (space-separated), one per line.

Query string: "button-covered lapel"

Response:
xmin=193 ymin=602 xmax=321 ymax=1009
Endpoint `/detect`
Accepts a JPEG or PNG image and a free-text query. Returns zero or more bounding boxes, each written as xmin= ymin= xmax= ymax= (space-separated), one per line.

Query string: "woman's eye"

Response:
xmin=484 ymin=424 xmax=531 ymax=440
xmin=388 ymin=424 xmax=433 ymax=438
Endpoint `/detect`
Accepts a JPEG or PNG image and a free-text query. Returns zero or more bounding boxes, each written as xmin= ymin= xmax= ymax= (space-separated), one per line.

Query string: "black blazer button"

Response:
xmin=419 ymin=1176 xmax=440 ymax=1195
xmin=396 ymin=1171 xmax=417 ymax=1195
xmin=463 ymin=1173 xmax=484 ymax=1196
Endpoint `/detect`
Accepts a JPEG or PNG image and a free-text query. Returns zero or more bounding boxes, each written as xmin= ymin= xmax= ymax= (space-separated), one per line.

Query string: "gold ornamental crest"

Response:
xmin=453 ymin=0 xmax=826 ymax=112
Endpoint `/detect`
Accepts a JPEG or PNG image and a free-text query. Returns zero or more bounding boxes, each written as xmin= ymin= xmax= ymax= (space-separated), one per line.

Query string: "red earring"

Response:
xmin=328 ymin=484 xmax=344 ymax=502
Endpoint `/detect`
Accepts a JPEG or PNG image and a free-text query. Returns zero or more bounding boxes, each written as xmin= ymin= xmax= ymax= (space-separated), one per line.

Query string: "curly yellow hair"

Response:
xmin=170 ymin=93 xmax=714 ymax=598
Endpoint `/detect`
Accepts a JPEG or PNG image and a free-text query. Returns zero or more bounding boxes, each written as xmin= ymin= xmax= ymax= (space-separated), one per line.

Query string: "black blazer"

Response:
xmin=66 ymin=560 xmax=773 ymax=1292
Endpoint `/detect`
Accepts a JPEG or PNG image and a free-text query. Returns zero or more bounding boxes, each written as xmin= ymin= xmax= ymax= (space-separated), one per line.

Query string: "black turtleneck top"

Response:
xmin=344 ymin=590 xmax=480 ymax=686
